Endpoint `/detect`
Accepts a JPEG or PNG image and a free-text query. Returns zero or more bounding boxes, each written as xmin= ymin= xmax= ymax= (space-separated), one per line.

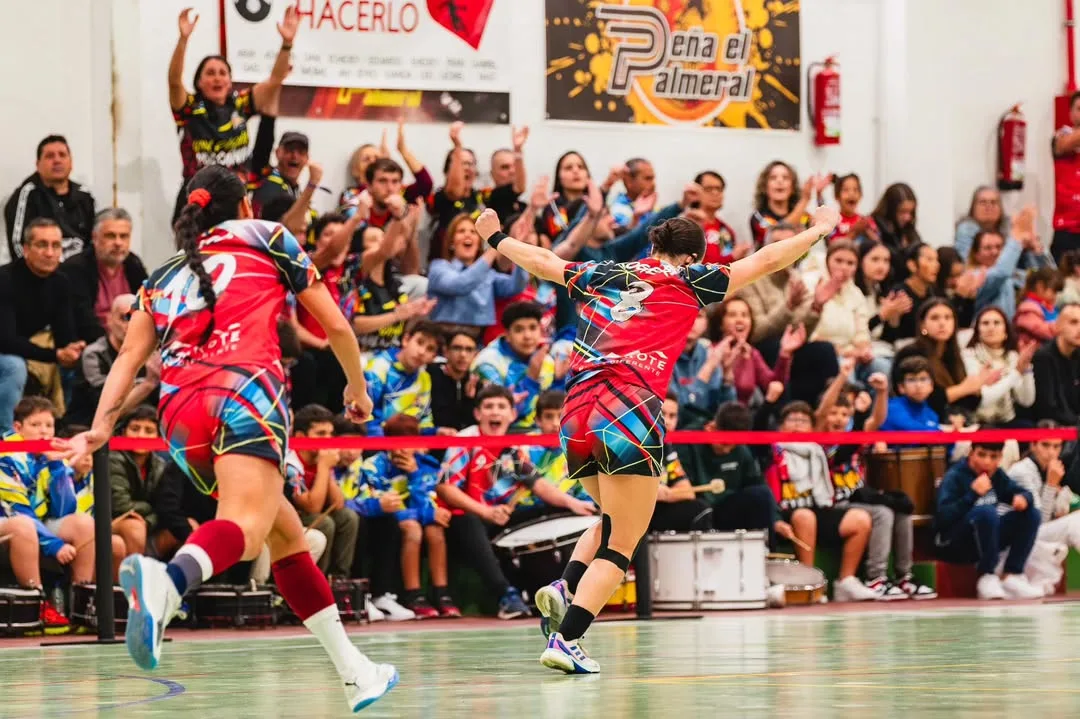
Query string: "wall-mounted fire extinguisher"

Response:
xmin=997 ymin=104 xmax=1026 ymax=191
xmin=807 ymin=57 xmax=841 ymax=146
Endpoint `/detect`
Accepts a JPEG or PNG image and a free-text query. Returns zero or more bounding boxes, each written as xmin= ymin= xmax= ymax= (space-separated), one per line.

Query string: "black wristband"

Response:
xmin=487 ymin=230 xmax=509 ymax=250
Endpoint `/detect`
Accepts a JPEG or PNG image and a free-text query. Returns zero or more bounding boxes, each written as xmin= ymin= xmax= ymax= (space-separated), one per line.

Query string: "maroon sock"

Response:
xmin=272 ymin=551 xmax=336 ymax=621
xmin=166 ymin=519 xmax=246 ymax=596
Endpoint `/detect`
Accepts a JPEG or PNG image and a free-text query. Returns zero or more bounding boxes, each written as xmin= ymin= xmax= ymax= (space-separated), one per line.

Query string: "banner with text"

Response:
xmin=545 ymin=0 xmax=801 ymax=129
xmin=225 ymin=0 xmax=511 ymax=95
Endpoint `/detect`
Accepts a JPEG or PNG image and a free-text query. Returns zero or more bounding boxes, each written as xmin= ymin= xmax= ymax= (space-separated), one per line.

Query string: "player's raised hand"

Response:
xmin=475 ymin=208 xmax=502 ymax=243
xmin=811 ymin=205 xmax=840 ymax=234
xmin=178 ymin=8 xmax=199 ymax=38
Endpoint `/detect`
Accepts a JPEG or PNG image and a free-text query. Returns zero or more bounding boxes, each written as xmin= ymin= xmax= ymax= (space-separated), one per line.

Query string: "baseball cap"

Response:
xmin=279 ymin=131 xmax=309 ymax=150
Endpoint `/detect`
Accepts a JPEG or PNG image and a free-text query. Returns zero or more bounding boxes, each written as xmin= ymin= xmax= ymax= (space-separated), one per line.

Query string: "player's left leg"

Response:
xmin=536 ymin=475 xmax=601 ymax=638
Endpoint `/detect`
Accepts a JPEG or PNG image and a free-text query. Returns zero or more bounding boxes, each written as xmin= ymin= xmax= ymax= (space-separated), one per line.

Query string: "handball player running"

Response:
xmin=56 ymin=165 xmax=397 ymax=712
xmin=473 ymin=203 xmax=840 ymax=674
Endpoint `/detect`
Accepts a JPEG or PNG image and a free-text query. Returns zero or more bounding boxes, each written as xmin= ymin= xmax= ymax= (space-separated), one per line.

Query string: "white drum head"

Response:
xmin=494 ymin=515 xmax=598 ymax=548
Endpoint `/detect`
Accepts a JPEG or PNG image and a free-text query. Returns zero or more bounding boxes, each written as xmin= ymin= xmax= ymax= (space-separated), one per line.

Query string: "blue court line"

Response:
xmin=14 ymin=675 xmax=186 ymax=718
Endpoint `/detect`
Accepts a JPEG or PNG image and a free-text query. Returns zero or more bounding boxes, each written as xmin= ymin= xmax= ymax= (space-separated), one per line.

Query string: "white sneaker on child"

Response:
xmin=976 ymin=573 xmax=1006 ymax=600
xmin=832 ymin=576 xmax=877 ymax=602
xmin=1001 ymin=574 xmax=1044 ymax=599
xmin=365 ymin=596 xmax=386 ymax=622
xmin=372 ymin=593 xmax=415 ymax=621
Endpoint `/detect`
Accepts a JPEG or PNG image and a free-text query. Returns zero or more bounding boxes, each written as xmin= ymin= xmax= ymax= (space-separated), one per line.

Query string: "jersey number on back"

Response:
xmin=610 ymin=281 xmax=653 ymax=322
xmin=160 ymin=255 xmax=238 ymax=323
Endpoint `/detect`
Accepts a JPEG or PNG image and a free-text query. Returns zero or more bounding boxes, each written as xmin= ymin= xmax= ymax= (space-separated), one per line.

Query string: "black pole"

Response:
xmin=91 ymin=444 xmax=115 ymax=640
xmin=634 ymin=531 xmax=652 ymax=619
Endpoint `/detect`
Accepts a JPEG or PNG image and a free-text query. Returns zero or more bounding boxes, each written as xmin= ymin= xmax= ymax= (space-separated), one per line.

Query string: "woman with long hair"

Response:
xmin=963 ymin=306 xmax=1036 ymax=427
xmin=855 ymin=240 xmax=910 ymax=364
xmin=472 ymin=203 xmax=841 ymax=674
xmin=55 ymin=166 xmax=397 ymax=712
xmin=748 ymin=161 xmax=827 ymax=248
xmin=870 ymin=183 xmax=921 ymax=283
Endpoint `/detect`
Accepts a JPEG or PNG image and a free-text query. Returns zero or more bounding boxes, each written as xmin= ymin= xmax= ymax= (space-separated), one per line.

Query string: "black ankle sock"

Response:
xmin=433 ymin=585 xmax=451 ymax=601
xmin=562 ymin=560 xmax=588 ymax=596
xmin=559 ymin=604 xmax=596 ymax=642
xmin=402 ymin=589 xmax=422 ymax=604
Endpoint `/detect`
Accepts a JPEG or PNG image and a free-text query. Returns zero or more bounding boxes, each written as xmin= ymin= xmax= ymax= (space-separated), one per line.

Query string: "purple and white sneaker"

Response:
xmin=535 ymin=579 xmax=570 ymax=638
xmin=540 ymin=632 xmax=600 ymax=674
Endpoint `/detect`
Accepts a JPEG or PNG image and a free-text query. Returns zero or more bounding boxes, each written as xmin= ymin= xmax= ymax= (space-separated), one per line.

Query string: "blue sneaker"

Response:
xmin=540 ymin=632 xmax=600 ymax=674
xmin=346 ymin=663 xmax=399 ymax=712
xmin=497 ymin=587 xmax=530 ymax=620
xmin=118 ymin=555 xmax=181 ymax=671
xmin=535 ymin=579 xmax=570 ymax=638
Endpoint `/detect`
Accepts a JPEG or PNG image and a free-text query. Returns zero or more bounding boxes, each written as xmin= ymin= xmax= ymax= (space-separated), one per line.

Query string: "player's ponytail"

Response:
xmin=173 ymin=164 xmax=247 ymax=341
xmin=649 ymin=217 xmax=706 ymax=265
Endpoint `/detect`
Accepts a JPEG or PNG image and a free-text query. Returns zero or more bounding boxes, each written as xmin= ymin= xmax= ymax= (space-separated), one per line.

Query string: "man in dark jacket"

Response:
xmin=60 ymin=208 xmax=148 ymax=340
xmin=1033 ymin=303 xmax=1080 ymax=427
xmin=4 ymin=135 xmax=95 ymax=262
xmin=934 ymin=441 xmax=1042 ymax=600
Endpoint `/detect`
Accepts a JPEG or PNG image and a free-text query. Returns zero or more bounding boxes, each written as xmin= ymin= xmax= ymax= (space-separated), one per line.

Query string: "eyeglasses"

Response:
xmin=448 ymin=344 xmax=477 ymax=353
xmin=701 ymin=185 xmax=724 ymax=194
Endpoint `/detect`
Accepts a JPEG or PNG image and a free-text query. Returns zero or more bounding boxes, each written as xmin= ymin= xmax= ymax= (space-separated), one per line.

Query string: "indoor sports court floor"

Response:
xmin=4 ymin=602 xmax=1080 ymax=718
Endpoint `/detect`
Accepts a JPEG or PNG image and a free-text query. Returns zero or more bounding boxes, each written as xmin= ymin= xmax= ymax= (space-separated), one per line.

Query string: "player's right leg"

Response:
xmin=536 ymin=475 xmax=600 ymax=638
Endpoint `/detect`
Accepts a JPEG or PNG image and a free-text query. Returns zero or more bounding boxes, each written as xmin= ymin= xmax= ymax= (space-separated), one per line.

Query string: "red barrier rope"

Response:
xmin=2 ymin=428 xmax=1074 ymax=455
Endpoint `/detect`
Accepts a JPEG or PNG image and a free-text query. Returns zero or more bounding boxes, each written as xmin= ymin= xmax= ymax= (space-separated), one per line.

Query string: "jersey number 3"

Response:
xmin=161 ymin=254 xmax=238 ymax=322
xmin=610 ymin=281 xmax=653 ymax=322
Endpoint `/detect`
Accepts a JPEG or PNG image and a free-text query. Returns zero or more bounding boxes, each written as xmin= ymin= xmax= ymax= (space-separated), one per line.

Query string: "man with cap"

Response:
xmin=251 ymin=130 xmax=323 ymax=244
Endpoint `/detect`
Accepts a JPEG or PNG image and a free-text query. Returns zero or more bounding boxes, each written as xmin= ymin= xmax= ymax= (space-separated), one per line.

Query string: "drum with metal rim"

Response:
xmin=491 ymin=514 xmax=599 ymax=602
xmin=649 ymin=530 xmax=768 ymax=610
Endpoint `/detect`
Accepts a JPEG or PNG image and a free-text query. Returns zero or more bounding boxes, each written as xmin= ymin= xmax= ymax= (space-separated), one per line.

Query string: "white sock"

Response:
xmin=303 ymin=605 xmax=374 ymax=682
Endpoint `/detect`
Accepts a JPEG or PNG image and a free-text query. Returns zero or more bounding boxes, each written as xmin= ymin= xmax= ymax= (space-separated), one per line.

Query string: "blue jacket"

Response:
xmin=364 ymin=348 xmax=435 ymax=437
xmin=974 ymin=238 xmax=1024 ymax=318
xmin=935 ymin=459 xmax=1034 ymax=536
xmin=880 ymin=396 xmax=941 ymax=432
xmin=0 ymin=433 xmax=77 ymax=557
xmin=427 ymin=258 xmax=528 ymax=327
xmin=668 ymin=342 xmax=735 ymax=422
xmin=472 ymin=337 xmax=554 ymax=428
xmin=338 ymin=452 xmax=441 ymax=525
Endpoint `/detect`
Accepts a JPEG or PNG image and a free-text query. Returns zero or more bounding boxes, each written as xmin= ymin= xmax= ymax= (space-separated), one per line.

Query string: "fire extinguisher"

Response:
xmin=807 ymin=57 xmax=841 ymax=146
xmin=997 ymin=105 xmax=1026 ymax=191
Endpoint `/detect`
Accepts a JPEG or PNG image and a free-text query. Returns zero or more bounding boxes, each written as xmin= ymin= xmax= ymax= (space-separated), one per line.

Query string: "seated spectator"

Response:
xmin=957 ymin=189 xmax=1054 ymax=281
xmin=934 ymin=441 xmax=1043 ymax=599
xmin=1007 ymin=423 xmax=1080 ymax=568
xmin=648 ymin=394 xmax=713 ymax=532
xmin=671 ymin=309 xmax=735 ymax=425
xmin=693 ymin=171 xmax=747 ymax=264
xmin=364 ymin=319 xmax=444 ymax=436
xmin=355 ymin=414 xmax=457 ymax=619
xmin=0 ymin=218 xmax=85 ymax=428
xmin=935 ymin=246 xmax=980 ymax=328
xmin=427 ymin=214 xmax=528 ymax=336
xmin=828 ymin=173 xmax=879 ymax=244
xmin=1014 ymin=267 xmax=1063 ymax=345
xmin=763 ymin=400 xmax=876 ymax=601
xmin=429 ymin=330 xmax=479 ymax=432
xmin=0 ymin=398 xmax=94 ymax=584
xmin=855 ymin=240 xmax=909 ymax=367
xmin=524 ymin=390 xmax=593 ymax=506
xmin=962 ymin=307 xmax=1036 ymax=428
xmin=341 ymin=121 xmax=433 ymax=221
xmin=967 ymin=223 xmax=1034 ymax=318
xmin=817 ymin=363 xmax=935 ymax=599
xmin=436 ymin=386 xmax=594 ymax=619
xmin=290 ymin=405 xmax=359 ymax=578
xmin=472 ymin=301 xmax=554 ymax=429
xmin=609 ymin=159 xmax=657 ymax=232
xmin=881 ymin=243 xmax=939 ymax=344
xmin=109 ymin=406 xmax=166 ymax=557
xmin=870 ymin=183 xmax=920 ymax=284
xmin=61 ymin=208 xmax=148 ymax=340
xmin=881 ymin=356 xmax=942 ymax=433
xmin=748 ymin=161 xmax=820 ymax=248
xmin=1057 ymin=249 xmax=1080 ymax=305
xmin=145 ymin=461 xmax=199 ymax=561
xmin=682 ymin=400 xmax=780 ymax=537
xmin=4 ymin=135 xmax=95 ymax=261
xmin=706 ymin=299 xmax=797 ymax=406
xmin=0 ymin=509 xmax=68 ymax=630
xmin=68 ymin=294 xmax=160 ymax=427
xmin=332 ymin=418 xmax=412 ymax=622
xmin=1032 ymin=302 xmax=1080 ymax=426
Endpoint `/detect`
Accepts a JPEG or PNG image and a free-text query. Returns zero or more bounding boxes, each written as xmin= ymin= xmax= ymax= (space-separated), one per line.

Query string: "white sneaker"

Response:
xmin=343 ymin=660 xmax=399 ymax=712
xmin=1002 ymin=574 xmax=1044 ymax=599
xmin=118 ymin=555 xmax=183 ymax=671
xmin=372 ymin=593 xmax=415 ymax=621
xmin=832 ymin=576 xmax=877 ymax=602
xmin=365 ymin=597 xmax=386 ymax=622
xmin=976 ymin=573 xmax=1006 ymax=600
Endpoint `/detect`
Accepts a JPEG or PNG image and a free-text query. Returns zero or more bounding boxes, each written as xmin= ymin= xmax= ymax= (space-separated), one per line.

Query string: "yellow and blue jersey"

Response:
xmin=363 ymin=348 xmax=435 ymax=437
xmin=337 ymin=452 xmax=440 ymax=525
xmin=519 ymin=445 xmax=591 ymax=507
xmin=0 ymin=432 xmax=77 ymax=557
xmin=472 ymin=337 xmax=554 ymax=428
xmin=72 ymin=471 xmax=94 ymax=516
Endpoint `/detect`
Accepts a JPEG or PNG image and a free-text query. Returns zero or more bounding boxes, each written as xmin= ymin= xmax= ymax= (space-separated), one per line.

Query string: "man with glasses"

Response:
xmin=0 ymin=218 xmax=85 ymax=429
xmin=429 ymin=330 xmax=479 ymax=432
xmin=693 ymin=170 xmax=751 ymax=264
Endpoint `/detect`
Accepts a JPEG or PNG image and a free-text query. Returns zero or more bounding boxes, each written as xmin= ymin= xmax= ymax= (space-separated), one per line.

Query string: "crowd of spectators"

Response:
xmin=6 ymin=12 xmax=1080 ymax=633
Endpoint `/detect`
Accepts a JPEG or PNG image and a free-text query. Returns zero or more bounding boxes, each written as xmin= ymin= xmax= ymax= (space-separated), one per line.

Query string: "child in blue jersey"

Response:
xmin=880 ymin=356 xmax=943 ymax=434
xmin=472 ymin=301 xmax=555 ymax=429
xmin=363 ymin=319 xmax=443 ymax=437
xmin=0 ymin=398 xmax=95 ymax=585
xmin=524 ymin=391 xmax=594 ymax=511
xmin=352 ymin=414 xmax=458 ymax=618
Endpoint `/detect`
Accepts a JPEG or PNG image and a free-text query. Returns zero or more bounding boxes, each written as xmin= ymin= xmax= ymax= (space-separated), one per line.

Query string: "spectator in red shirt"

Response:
xmin=1052 ymin=91 xmax=1080 ymax=263
xmin=828 ymin=174 xmax=879 ymax=244
xmin=693 ymin=170 xmax=748 ymax=264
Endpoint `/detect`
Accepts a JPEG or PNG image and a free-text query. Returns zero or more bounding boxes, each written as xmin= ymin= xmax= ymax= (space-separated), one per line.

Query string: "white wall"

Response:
xmin=0 ymin=0 xmax=1072 ymax=268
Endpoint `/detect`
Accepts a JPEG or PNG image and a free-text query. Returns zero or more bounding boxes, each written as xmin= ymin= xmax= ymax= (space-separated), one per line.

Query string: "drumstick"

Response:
xmin=73 ymin=511 xmax=140 ymax=553
xmin=789 ymin=535 xmax=812 ymax=552
xmin=691 ymin=479 xmax=726 ymax=494
xmin=304 ymin=505 xmax=336 ymax=529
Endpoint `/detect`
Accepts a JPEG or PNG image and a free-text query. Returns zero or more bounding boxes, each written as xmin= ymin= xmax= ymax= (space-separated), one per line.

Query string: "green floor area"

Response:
xmin=5 ymin=604 xmax=1080 ymax=718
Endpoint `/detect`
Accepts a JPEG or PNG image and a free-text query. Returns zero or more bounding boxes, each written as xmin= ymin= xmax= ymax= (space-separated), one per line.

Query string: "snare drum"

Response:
xmin=70 ymin=584 xmax=127 ymax=630
xmin=492 ymin=514 xmax=598 ymax=602
xmin=649 ymin=530 xmax=767 ymax=610
xmin=766 ymin=558 xmax=827 ymax=606
xmin=193 ymin=583 xmax=275 ymax=628
xmin=867 ymin=447 xmax=946 ymax=517
xmin=0 ymin=587 xmax=43 ymax=636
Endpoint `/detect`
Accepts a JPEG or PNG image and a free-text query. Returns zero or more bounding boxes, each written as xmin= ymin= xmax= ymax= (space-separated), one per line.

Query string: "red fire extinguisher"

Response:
xmin=997 ymin=105 xmax=1026 ymax=191
xmin=807 ymin=57 xmax=841 ymax=146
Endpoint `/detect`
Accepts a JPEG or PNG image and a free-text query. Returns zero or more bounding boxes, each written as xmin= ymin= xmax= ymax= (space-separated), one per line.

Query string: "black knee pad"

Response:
xmin=594 ymin=514 xmax=632 ymax=572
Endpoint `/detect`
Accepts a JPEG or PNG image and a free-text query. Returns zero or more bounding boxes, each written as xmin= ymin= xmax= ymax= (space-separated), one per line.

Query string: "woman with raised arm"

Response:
xmin=471 ymin=203 xmax=840 ymax=675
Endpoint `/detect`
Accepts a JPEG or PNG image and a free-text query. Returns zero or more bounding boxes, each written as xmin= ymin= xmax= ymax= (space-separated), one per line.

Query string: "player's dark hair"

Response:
xmin=537 ymin=390 xmax=566 ymax=415
xmin=174 ymin=165 xmax=246 ymax=342
xmin=501 ymin=301 xmax=544 ymax=330
xmin=476 ymin=384 xmax=514 ymax=406
xmin=294 ymin=404 xmax=335 ymax=434
xmin=713 ymin=401 xmax=751 ymax=432
xmin=365 ymin=157 xmax=404 ymax=185
xmin=333 ymin=415 xmax=366 ymax=436
xmin=384 ymin=413 xmax=421 ymax=437
xmin=13 ymin=397 xmax=57 ymax=423
xmin=649 ymin=217 xmax=705 ymax=263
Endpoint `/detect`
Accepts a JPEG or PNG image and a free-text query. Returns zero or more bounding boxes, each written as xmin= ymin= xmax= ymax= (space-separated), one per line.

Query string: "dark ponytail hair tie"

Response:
xmin=188 ymin=188 xmax=212 ymax=208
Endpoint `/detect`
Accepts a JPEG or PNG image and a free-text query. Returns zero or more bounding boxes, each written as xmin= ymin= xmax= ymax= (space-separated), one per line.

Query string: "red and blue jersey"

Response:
xmin=135 ymin=219 xmax=319 ymax=387
xmin=562 ymin=258 xmax=731 ymax=397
